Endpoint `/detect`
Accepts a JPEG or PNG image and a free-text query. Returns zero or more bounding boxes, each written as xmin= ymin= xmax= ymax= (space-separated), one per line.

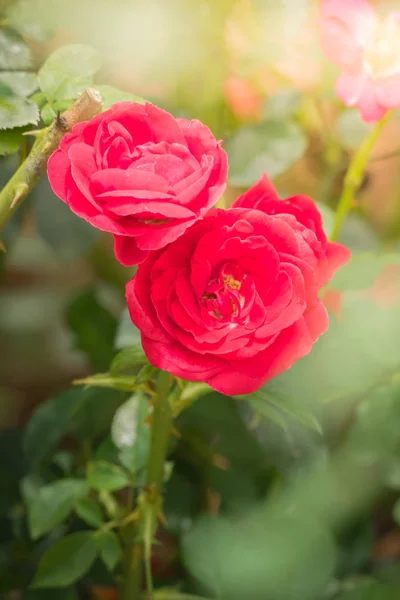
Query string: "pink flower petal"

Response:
xmin=91 ymin=168 xmax=169 ymax=195
xmin=357 ymin=85 xmax=388 ymax=122
xmin=375 ymin=73 xmax=400 ymax=109
xmin=233 ymin=173 xmax=279 ymax=209
xmin=336 ymin=69 xmax=368 ymax=107
xmin=320 ymin=0 xmax=376 ymax=68
xmin=114 ymin=235 xmax=149 ymax=266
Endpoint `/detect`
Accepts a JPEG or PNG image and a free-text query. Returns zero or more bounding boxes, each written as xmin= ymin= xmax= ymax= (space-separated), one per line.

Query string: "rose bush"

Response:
xmin=47 ymin=101 xmax=228 ymax=265
xmin=126 ymin=174 xmax=350 ymax=395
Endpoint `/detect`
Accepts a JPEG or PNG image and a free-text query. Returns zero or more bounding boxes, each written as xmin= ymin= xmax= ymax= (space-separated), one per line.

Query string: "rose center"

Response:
xmin=223 ymin=274 xmax=242 ymax=290
xmin=201 ymin=265 xmax=246 ymax=321
xmin=364 ymin=18 xmax=400 ymax=77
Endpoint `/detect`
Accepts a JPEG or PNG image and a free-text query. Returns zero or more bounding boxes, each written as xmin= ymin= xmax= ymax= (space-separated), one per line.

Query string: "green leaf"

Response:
xmin=0 ymin=72 xmax=37 ymax=96
xmin=111 ymin=393 xmax=152 ymax=475
xmin=28 ymin=479 xmax=89 ymax=540
xmin=40 ymin=97 xmax=71 ymax=126
xmin=38 ymin=44 xmax=102 ymax=102
xmin=21 ymin=473 xmax=46 ymax=505
xmin=66 ymin=289 xmax=117 ymax=370
xmin=227 ymin=120 xmax=307 ymax=186
xmin=245 ymin=388 xmax=322 ymax=434
xmin=0 ymin=94 xmax=39 ymax=129
xmin=32 ymin=531 xmax=99 ymax=588
xmin=97 ymin=530 xmax=122 ymax=572
xmin=24 ymin=386 xmax=126 ymax=465
xmin=87 ymin=460 xmax=130 ymax=491
xmin=336 ymin=108 xmax=372 ymax=151
xmin=40 ymin=103 xmax=56 ymax=125
xmin=52 ymin=451 xmax=74 ymax=474
xmin=110 ymin=346 xmax=148 ymax=375
xmin=24 ymin=389 xmax=78 ymax=465
xmin=74 ymin=497 xmax=104 ymax=528
xmin=30 ymin=90 xmax=47 ymax=108
xmin=0 ymin=127 xmax=26 ymax=156
xmin=0 ymin=28 xmax=32 ymax=70
xmin=94 ymin=85 xmax=145 ymax=110
xmin=32 ymin=176 xmax=100 ymax=260
xmin=135 ymin=363 xmax=158 ymax=384
xmin=111 ymin=394 xmax=140 ymax=448
xmin=95 ymin=436 xmax=120 ymax=463
xmin=68 ymin=387 xmax=127 ymax=441
xmin=0 ymin=81 xmax=13 ymax=97
xmin=331 ymin=252 xmax=400 ymax=292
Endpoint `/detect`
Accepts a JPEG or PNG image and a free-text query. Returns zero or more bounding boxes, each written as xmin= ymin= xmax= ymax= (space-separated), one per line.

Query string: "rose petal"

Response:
xmin=146 ymin=103 xmax=187 ymax=146
xmin=336 ymin=69 xmax=368 ymax=107
xmin=91 ymin=168 xmax=169 ymax=195
xmin=98 ymin=195 xmax=195 ymax=219
xmin=114 ymin=235 xmax=149 ymax=266
xmin=375 ymin=73 xmax=400 ymax=110
xmin=320 ymin=0 xmax=376 ymax=68
xmin=126 ymin=264 xmax=171 ymax=343
xmin=233 ymin=173 xmax=279 ymax=209
xmin=47 ymin=149 xmax=71 ymax=202
xmin=142 ymin=336 xmax=222 ymax=378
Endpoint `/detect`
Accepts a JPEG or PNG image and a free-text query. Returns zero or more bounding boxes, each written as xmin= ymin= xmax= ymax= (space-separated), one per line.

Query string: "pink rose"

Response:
xmin=126 ymin=174 xmax=350 ymax=395
xmin=320 ymin=0 xmax=400 ymax=122
xmin=47 ymin=102 xmax=228 ymax=265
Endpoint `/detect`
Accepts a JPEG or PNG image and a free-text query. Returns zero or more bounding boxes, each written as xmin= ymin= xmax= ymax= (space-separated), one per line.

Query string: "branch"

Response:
xmin=120 ymin=370 xmax=173 ymax=600
xmin=0 ymin=88 xmax=103 ymax=248
xmin=330 ymin=110 xmax=391 ymax=242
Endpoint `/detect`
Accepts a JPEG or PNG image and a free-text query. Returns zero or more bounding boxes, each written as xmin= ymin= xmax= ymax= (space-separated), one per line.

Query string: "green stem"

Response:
xmin=145 ymin=370 xmax=173 ymax=598
xmin=330 ymin=111 xmax=391 ymax=241
xmin=0 ymin=88 xmax=102 ymax=244
xmin=148 ymin=370 xmax=173 ymax=488
xmin=120 ymin=370 xmax=173 ymax=600
xmin=120 ymin=477 xmax=142 ymax=600
xmin=121 ymin=525 xmax=143 ymax=600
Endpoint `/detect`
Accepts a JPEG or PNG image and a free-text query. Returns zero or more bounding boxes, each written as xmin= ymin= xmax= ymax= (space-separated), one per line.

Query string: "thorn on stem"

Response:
xmin=10 ymin=183 xmax=29 ymax=210
xmin=55 ymin=111 xmax=68 ymax=132
xmin=22 ymin=129 xmax=43 ymax=137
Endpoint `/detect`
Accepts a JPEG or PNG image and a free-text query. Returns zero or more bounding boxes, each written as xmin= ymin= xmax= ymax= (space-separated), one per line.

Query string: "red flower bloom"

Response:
xmin=47 ymin=102 xmax=228 ymax=265
xmin=126 ymin=175 xmax=350 ymax=395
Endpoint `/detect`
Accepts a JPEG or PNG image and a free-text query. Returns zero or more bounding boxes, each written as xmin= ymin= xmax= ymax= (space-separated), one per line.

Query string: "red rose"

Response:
xmin=126 ymin=175 xmax=350 ymax=395
xmin=47 ymin=102 xmax=228 ymax=265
